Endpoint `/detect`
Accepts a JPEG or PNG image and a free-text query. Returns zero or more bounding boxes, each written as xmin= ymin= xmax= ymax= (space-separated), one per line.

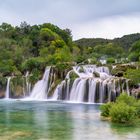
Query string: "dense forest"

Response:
xmin=0 ymin=22 xmax=140 ymax=82
xmin=0 ymin=22 xmax=78 ymax=77
xmin=75 ymin=33 xmax=140 ymax=62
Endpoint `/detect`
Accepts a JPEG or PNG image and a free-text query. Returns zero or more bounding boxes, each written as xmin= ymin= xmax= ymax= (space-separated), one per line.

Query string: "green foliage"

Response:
xmin=21 ymin=57 xmax=46 ymax=72
xmin=69 ymin=71 xmax=79 ymax=81
xmin=130 ymin=40 xmax=140 ymax=52
xmin=107 ymin=57 xmax=115 ymax=64
xmin=0 ymin=22 xmax=74 ymax=77
xmin=100 ymin=102 xmax=113 ymax=117
xmin=0 ymin=21 xmax=74 ymax=74
xmin=75 ymin=55 xmax=86 ymax=63
xmin=110 ymin=102 xmax=137 ymax=124
xmin=29 ymin=69 xmax=41 ymax=84
xmin=40 ymin=28 xmax=60 ymax=42
xmin=75 ymin=34 xmax=140 ymax=62
xmin=134 ymin=100 xmax=140 ymax=117
xmin=116 ymin=93 xmax=137 ymax=106
xmin=111 ymin=64 xmax=136 ymax=77
xmin=128 ymin=52 xmax=139 ymax=62
xmin=100 ymin=93 xmax=140 ymax=125
xmin=0 ymin=76 xmax=7 ymax=86
xmin=0 ymin=21 xmax=140 ymax=80
xmin=75 ymin=33 xmax=140 ymax=51
xmin=55 ymin=63 xmax=71 ymax=71
xmin=124 ymin=69 xmax=140 ymax=85
xmin=51 ymin=39 xmax=66 ymax=48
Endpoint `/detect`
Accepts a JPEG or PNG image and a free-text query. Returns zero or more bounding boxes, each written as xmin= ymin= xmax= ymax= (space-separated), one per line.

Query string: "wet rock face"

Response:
xmin=114 ymin=71 xmax=123 ymax=77
xmin=93 ymin=72 xmax=100 ymax=78
xmin=111 ymin=64 xmax=136 ymax=77
xmin=131 ymin=87 xmax=140 ymax=98
xmin=0 ymin=77 xmax=7 ymax=98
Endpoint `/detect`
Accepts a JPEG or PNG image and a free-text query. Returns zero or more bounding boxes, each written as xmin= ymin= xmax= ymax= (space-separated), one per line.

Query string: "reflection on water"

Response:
xmin=0 ymin=100 xmax=139 ymax=140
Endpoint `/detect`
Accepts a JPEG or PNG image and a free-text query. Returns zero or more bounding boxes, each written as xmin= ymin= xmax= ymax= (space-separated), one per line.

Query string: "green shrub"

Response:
xmin=116 ymin=93 xmax=136 ymax=106
xmin=100 ymin=94 xmax=140 ymax=124
xmin=111 ymin=64 xmax=136 ymax=77
xmin=69 ymin=71 xmax=79 ymax=81
xmin=124 ymin=69 xmax=140 ymax=85
xmin=107 ymin=57 xmax=115 ymax=64
xmin=110 ymin=102 xmax=137 ymax=124
xmin=55 ymin=63 xmax=71 ymax=71
xmin=134 ymin=100 xmax=140 ymax=117
xmin=21 ymin=57 xmax=46 ymax=72
xmin=29 ymin=69 xmax=42 ymax=84
xmin=100 ymin=102 xmax=113 ymax=117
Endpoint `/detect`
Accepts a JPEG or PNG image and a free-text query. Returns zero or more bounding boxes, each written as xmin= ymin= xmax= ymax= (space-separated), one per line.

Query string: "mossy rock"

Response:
xmin=111 ymin=64 xmax=136 ymax=76
xmin=79 ymin=66 xmax=84 ymax=73
xmin=93 ymin=72 xmax=100 ymax=77
xmin=13 ymin=85 xmax=24 ymax=97
xmin=11 ymin=76 xmax=24 ymax=86
xmin=69 ymin=71 xmax=79 ymax=81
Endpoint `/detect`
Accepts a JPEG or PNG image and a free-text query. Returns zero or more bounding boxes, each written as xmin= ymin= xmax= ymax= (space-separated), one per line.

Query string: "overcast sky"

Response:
xmin=0 ymin=0 xmax=140 ymax=40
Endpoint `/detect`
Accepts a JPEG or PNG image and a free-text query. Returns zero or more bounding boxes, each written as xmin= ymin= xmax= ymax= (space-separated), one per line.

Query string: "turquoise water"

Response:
xmin=0 ymin=100 xmax=139 ymax=140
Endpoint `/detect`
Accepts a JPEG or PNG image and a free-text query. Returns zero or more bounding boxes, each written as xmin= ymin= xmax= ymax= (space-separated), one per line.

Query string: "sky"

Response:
xmin=0 ymin=0 xmax=140 ymax=40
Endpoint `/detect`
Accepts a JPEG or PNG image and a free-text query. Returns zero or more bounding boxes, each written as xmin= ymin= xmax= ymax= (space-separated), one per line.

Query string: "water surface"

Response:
xmin=0 ymin=100 xmax=139 ymax=140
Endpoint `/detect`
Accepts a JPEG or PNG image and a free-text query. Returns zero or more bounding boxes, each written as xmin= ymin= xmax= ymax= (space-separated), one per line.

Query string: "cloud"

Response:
xmin=72 ymin=13 xmax=140 ymax=40
xmin=0 ymin=0 xmax=140 ymax=39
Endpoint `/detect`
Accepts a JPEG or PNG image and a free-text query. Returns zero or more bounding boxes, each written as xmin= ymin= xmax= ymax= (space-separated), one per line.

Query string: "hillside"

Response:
xmin=75 ymin=33 xmax=140 ymax=50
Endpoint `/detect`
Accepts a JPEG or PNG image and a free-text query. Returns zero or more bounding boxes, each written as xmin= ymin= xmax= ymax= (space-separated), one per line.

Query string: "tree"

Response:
xmin=19 ymin=21 xmax=31 ymax=34
xmin=128 ymin=40 xmax=140 ymax=61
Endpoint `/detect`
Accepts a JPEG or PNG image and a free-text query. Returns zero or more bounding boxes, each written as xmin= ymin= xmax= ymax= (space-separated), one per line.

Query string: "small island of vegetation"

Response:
xmin=100 ymin=93 xmax=140 ymax=125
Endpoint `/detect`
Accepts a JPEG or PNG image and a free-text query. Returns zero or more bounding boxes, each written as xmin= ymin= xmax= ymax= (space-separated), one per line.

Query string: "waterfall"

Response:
xmin=5 ymin=77 xmax=11 ymax=99
xmin=52 ymin=65 xmax=130 ymax=103
xmin=52 ymin=80 xmax=65 ymax=100
xmin=70 ymin=78 xmax=87 ymax=102
xmin=25 ymin=71 xmax=31 ymax=96
xmin=23 ymin=71 xmax=31 ymax=97
xmin=88 ymin=79 xmax=97 ymax=102
xmin=126 ymin=79 xmax=130 ymax=96
xmin=0 ymin=64 xmax=131 ymax=101
xmin=29 ymin=67 xmax=51 ymax=100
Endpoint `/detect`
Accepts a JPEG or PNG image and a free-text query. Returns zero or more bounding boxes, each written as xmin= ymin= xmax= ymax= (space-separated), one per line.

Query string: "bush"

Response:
xmin=134 ymin=100 xmax=140 ymax=117
xmin=116 ymin=93 xmax=136 ymax=106
xmin=55 ymin=63 xmax=71 ymax=71
xmin=111 ymin=64 xmax=136 ymax=77
xmin=100 ymin=94 xmax=140 ymax=125
xmin=110 ymin=102 xmax=137 ymax=124
xmin=100 ymin=102 xmax=113 ymax=117
xmin=21 ymin=57 xmax=46 ymax=72
xmin=69 ymin=71 xmax=79 ymax=81
xmin=124 ymin=69 xmax=140 ymax=85
xmin=107 ymin=57 xmax=115 ymax=64
xmin=29 ymin=69 xmax=42 ymax=84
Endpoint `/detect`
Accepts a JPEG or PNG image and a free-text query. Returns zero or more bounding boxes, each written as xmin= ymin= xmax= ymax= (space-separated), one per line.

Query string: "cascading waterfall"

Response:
xmin=1 ymin=64 xmax=131 ymax=102
xmin=5 ymin=77 xmax=11 ymax=99
xmin=25 ymin=71 xmax=31 ymax=96
xmin=29 ymin=67 xmax=51 ymax=100
xmin=52 ymin=65 xmax=130 ymax=103
xmin=23 ymin=71 xmax=31 ymax=97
